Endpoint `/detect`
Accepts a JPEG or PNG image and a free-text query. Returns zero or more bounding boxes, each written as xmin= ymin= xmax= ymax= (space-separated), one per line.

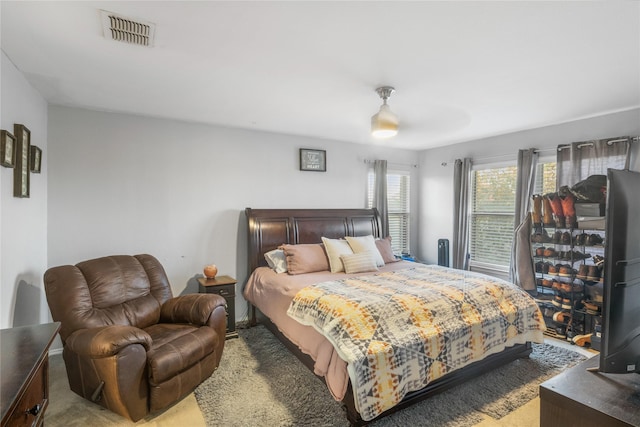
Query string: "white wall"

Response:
xmin=47 ymin=106 xmax=419 ymax=337
xmin=417 ymin=108 xmax=640 ymax=265
xmin=0 ymin=51 xmax=49 ymax=329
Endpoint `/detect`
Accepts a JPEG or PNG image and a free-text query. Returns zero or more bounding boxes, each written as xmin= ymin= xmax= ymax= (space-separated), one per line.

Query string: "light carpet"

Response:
xmin=194 ymin=325 xmax=586 ymax=427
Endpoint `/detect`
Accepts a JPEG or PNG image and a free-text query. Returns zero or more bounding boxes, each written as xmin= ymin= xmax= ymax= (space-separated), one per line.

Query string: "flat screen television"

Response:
xmin=599 ymin=168 xmax=640 ymax=374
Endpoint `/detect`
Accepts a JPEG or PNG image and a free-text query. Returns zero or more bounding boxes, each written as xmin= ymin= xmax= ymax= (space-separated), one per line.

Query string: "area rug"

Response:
xmin=194 ymin=325 xmax=587 ymax=427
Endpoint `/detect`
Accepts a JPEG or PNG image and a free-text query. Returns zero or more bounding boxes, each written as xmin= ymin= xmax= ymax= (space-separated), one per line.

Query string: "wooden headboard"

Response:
xmin=245 ymin=208 xmax=382 ymax=273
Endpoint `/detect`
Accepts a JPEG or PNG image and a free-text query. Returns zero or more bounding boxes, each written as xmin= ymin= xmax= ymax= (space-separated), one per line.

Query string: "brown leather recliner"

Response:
xmin=44 ymin=254 xmax=227 ymax=421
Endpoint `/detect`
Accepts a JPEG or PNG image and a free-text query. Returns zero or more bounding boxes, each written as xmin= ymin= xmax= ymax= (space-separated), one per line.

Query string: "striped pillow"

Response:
xmin=340 ymin=252 xmax=378 ymax=274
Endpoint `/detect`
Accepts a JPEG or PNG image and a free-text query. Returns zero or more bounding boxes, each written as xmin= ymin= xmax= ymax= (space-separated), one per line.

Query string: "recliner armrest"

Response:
xmin=160 ymin=293 xmax=227 ymax=326
xmin=66 ymin=325 xmax=152 ymax=357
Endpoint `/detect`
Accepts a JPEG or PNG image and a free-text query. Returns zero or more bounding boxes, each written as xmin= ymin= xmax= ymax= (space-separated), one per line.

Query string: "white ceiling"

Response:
xmin=2 ymin=1 xmax=639 ymax=150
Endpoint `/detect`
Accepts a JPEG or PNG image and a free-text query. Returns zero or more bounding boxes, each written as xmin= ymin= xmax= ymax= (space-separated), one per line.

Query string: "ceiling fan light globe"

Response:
xmin=371 ymin=105 xmax=399 ymax=138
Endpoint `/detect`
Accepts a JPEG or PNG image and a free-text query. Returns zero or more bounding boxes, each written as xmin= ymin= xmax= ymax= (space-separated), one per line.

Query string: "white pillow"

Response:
xmin=264 ymin=249 xmax=288 ymax=274
xmin=321 ymin=237 xmax=353 ymax=273
xmin=340 ymin=252 xmax=379 ymax=274
xmin=345 ymin=235 xmax=385 ymax=267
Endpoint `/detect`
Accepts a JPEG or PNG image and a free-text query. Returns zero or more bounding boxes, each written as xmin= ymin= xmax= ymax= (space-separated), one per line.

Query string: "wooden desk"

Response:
xmin=1 ymin=322 xmax=60 ymax=427
xmin=540 ymin=356 xmax=640 ymax=427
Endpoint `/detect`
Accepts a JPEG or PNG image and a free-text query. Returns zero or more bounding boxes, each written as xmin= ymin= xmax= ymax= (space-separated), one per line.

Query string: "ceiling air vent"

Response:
xmin=100 ymin=10 xmax=155 ymax=47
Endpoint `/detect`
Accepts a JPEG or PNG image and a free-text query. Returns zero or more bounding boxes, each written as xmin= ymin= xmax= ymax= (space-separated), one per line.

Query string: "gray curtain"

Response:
xmin=509 ymin=148 xmax=538 ymax=290
xmin=513 ymin=149 xmax=538 ymax=225
xmin=373 ymin=160 xmax=389 ymax=237
xmin=557 ymin=137 xmax=632 ymax=187
xmin=452 ymin=158 xmax=472 ymax=270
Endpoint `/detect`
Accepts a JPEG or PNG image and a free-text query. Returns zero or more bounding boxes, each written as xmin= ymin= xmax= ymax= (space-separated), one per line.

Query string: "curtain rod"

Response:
xmin=441 ymin=148 xmax=553 ymax=166
xmin=441 ymin=136 xmax=639 ymax=166
xmin=363 ymin=159 xmax=418 ymax=168
xmin=557 ymin=136 xmax=638 ymax=151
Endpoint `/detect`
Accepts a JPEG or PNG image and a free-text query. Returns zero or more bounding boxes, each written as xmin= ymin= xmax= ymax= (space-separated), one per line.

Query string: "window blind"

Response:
xmin=470 ymin=162 xmax=556 ymax=269
xmin=367 ymin=171 xmax=410 ymax=254
xmin=470 ymin=166 xmax=517 ymax=267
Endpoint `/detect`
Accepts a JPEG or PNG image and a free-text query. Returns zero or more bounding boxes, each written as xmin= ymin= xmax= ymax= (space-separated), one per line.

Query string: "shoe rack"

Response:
xmin=530 ymin=194 xmax=605 ymax=348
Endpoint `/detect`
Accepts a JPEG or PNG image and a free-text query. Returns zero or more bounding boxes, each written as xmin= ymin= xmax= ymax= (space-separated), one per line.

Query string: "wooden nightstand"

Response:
xmin=198 ymin=275 xmax=238 ymax=339
xmin=1 ymin=322 xmax=60 ymax=427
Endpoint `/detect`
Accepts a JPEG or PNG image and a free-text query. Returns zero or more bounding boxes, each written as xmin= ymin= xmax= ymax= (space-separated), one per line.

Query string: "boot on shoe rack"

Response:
xmin=542 ymin=196 xmax=554 ymax=227
xmin=545 ymin=193 xmax=565 ymax=228
xmin=531 ymin=195 xmax=542 ymax=225
xmin=561 ymin=193 xmax=577 ymax=229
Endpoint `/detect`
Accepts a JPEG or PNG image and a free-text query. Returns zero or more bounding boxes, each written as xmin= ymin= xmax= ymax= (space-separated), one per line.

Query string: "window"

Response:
xmin=469 ymin=165 xmax=517 ymax=268
xmin=469 ymin=161 xmax=556 ymax=270
xmin=534 ymin=161 xmax=557 ymax=195
xmin=367 ymin=170 xmax=410 ymax=254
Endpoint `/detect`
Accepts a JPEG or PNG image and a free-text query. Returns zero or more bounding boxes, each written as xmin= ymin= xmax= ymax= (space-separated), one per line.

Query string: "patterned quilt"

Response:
xmin=286 ymin=265 xmax=546 ymax=421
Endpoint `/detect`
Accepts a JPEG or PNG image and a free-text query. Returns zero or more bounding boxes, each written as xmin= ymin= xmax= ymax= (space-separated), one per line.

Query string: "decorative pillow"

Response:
xmin=321 ymin=237 xmax=354 ymax=273
xmin=264 ymin=249 xmax=288 ymax=274
xmin=280 ymin=244 xmax=330 ymax=275
xmin=375 ymin=236 xmax=400 ymax=263
xmin=340 ymin=252 xmax=379 ymax=274
xmin=345 ymin=235 xmax=385 ymax=267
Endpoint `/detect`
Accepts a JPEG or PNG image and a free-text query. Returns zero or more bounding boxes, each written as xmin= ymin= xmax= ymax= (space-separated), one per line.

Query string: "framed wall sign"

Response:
xmin=1 ymin=130 xmax=16 ymax=168
xmin=300 ymin=148 xmax=326 ymax=172
xmin=30 ymin=145 xmax=42 ymax=173
xmin=13 ymin=124 xmax=30 ymax=198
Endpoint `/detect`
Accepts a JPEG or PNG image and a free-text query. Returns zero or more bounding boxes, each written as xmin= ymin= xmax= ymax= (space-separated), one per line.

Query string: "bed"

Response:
xmin=243 ymin=207 xmax=545 ymax=426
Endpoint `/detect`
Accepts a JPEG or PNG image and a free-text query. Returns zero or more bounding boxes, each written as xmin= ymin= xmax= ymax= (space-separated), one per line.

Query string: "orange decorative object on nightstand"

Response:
xmin=203 ymin=264 xmax=218 ymax=279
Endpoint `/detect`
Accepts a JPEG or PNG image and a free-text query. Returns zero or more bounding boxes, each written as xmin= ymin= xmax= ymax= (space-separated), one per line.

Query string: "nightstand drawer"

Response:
xmin=206 ymin=285 xmax=234 ymax=298
xmin=4 ymin=357 xmax=47 ymax=427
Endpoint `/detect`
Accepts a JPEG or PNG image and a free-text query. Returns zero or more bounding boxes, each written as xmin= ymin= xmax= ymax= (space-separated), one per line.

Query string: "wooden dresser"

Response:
xmin=540 ymin=356 xmax=640 ymax=427
xmin=1 ymin=322 xmax=60 ymax=427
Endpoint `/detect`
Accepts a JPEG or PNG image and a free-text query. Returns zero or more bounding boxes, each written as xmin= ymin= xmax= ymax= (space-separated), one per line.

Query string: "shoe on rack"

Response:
xmin=574 ymin=233 xmax=587 ymax=246
xmin=543 ymin=197 xmax=554 ymax=227
xmin=535 ymin=247 xmax=545 ymax=257
xmin=543 ymin=248 xmax=558 ymax=258
xmin=583 ymin=300 xmax=602 ymax=315
xmin=548 ymin=264 xmax=559 ymax=275
xmin=531 ymin=229 xmax=552 ymax=243
xmin=561 ymin=231 xmax=572 ymax=245
xmin=587 ymin=265 xmax=601 ymax=281
xmin=552 ymin=311 xmax=571 ymax=324
xmin=561 ymin=298 xmax=573 ymax=310
xmin=561 ymin=193 xmax=576 ymax=228
xmin=570 ymin=251 xmax=590 ymax=261
xmin=572 ymin=333 xmax=592 ymax=347
xmin=552 ymin=280 xmax=563 ymax=290
xmin=552 ymin=231 xmax=562 ymax=244
xmin=560 ymin=282 xmax=584 ymax=294
xmin=552 ymin=295 xmax=563 ymax=308
xmin=558 ymin=265 xmax=575 ymax=277
xmin=542 ymin=279 xmax=554 ymax=288
xmin=593 ymin=255 xmax=605 ymax=267
xmin=576 ymin=264 xmax=589 ymax=280
xmin=545 ymin=193 xmax=565 ymax=228
xmin=585 ymin=233 xmax=603 ymax=246
xmin=531 ymin=194 xmax=542 ymax=224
